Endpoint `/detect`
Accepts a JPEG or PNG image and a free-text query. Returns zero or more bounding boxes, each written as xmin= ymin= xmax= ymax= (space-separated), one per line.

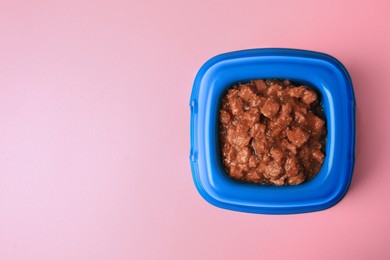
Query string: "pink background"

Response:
xmin=0 ymin=0 xmax=389 ymax=259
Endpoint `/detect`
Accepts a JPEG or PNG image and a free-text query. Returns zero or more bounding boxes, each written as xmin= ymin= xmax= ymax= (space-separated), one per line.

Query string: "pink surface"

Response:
xmin=0 ymin=0 xmax=389 ymax=259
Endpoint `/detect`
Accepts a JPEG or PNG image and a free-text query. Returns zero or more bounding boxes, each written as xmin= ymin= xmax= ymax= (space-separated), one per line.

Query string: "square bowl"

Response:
xmin=189 ymin=48 xmax=356 ymax=214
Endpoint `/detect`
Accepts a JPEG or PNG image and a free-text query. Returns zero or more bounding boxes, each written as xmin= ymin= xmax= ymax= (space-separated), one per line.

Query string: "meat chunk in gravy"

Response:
xmin=219 ymin=79 xmax=326 ymax=186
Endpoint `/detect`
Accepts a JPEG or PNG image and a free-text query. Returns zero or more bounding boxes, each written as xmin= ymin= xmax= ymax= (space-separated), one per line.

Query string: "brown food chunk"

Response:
xmin=226 ymin=125 xmax=251 ymax=150
xmin=266 ymin=84 xmax=283 ymax=97
xmin=294 ymin=111 xmax=306 ymax=124
xmin=306 ymin=114 xmax=325 ymax=134
xmin=302 ymin=89 xmax=317 ymax=105
xmin=229 ymin=165 xmax=244 ymax=179
xmin=287 ymin=127 xmax=310 ymax=148
xmin=246 ymin=169 xmax=263 ymax=182
xmin=220 ymin=110 xmax=231 ymax=125
xmin=248 ymin=155 xmax=259 ymax=168
xmin=284 ymin=156 xmax=300 ymax=177
xmin=249 ymin=123 xmax=266 ymax=137
xmin=253 ymin=79 xmax=267 ymax=93
xmin=287 ymin=86 xmax=306 ymax=98
xmin=248 ymin=95 xmax=264 ymax=108
xmin=268 ymin=103 xmax=292 ymax=136
xmin=281 ymin=139 xmax=297 ymax=155
xmin=229 ymin=96 xmax=244 ymax=115
xmin=219 ymin=79 xmax=326 ymax=185
xmin=237 ymin=147 xmax=251 ymax=164
xmin=264 ymin=161 xmax=283 ymax=179
xmin=252 ymin=136 xmax=267 ymax=155
xmin=222 ymin=143 xmax=236 ymax=165
xmin=238 ymin=108 xmax=259 ymax=130
xmin=238 ymin=85 xmax=256 ymax=102
xmin=287 ymin=172 xmax=306 ymax=185
xmin=270 ymin=148 xmax=283 ymax=163
xmin=312 ymin=150 xmax=325 ymax=163
xmin=261 ymin=99 xmax=280 ymax=118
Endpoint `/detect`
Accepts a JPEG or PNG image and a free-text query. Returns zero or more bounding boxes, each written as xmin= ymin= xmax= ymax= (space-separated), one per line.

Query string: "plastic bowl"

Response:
xmin=189 ymin=48 xmax=356 ymax=214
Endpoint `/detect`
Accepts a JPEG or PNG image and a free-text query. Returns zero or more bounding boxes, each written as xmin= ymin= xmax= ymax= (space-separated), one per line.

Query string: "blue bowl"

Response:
xmin=189 ymin=48 xmax=356 ymax=214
